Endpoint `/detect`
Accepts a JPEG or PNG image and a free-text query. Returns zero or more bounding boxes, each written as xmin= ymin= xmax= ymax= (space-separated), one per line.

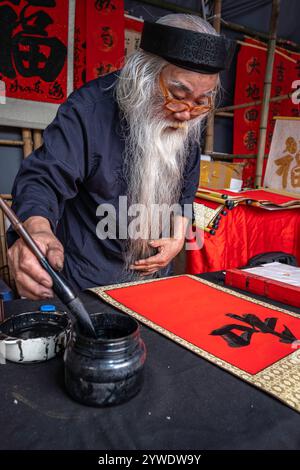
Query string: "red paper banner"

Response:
xmin=0 ymin=0 xmax=69 ymax=104
xmin=86 ymin=0 xmax=124 ymax=81
xmin=233 ymin=38 xmax=300 ymax=187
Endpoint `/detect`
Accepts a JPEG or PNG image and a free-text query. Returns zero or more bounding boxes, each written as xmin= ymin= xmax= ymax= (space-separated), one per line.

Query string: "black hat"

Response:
xmin=140 ymin=21 xmax=236 ymax=74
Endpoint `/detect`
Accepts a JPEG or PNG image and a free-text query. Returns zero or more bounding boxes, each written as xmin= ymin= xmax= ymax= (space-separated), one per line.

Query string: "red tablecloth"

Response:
xmin=187 ymin=204 xmax=300 ymax=273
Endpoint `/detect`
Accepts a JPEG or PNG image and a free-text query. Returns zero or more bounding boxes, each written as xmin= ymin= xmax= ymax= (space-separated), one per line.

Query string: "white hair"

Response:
xmin=156 ymin=13 xmax=219 ymax=35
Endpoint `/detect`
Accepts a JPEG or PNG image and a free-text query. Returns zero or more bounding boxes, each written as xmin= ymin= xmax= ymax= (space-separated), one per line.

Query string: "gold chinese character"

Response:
xmin=275 ymin=154 xmax=293 ymax=188
xmin=291 ymin=153 xmax=300 ymax=188
xmin=284 ymin=136 xmax=297 ymax=154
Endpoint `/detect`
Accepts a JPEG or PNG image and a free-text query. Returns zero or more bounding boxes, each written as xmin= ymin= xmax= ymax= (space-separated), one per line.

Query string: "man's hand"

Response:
xmin=8 ymin=216 xmax=64 ymax=300
xmin=130 ymin=215 xmax=189 ymax=277
xmin=130 ymin=237 xmax=185 ymax=276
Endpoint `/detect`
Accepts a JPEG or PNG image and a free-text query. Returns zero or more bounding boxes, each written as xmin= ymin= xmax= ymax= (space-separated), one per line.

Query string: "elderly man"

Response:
xmin=7 ymin=14 xmax=235 ymax=299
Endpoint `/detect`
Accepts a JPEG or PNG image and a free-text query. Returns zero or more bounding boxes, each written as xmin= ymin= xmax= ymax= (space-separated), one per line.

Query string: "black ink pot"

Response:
xmin=64 ymin=312 xmax=146 ymax=406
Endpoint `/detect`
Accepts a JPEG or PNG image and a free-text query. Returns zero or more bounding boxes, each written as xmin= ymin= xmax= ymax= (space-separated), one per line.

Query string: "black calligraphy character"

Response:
xmin=23 ymin=1 xmax=56 ymax=5
xmin=276 ymin=61 xmax=285 ymax=82
xmin=0 ymin=5 xmax=19 ymax=78
xmin=48 ymin=80 xmax=64 ymax=100
xmin=96 ymin=62 xmax=113 ymax=77
xmin=274 ymin=85 xmax=282 ymax=97
xmin=0 ymin=0 xmax=20 ymax=4
xmin=244 ymin=108 xmax=259 ymax=122
xmin=244 ymin=130 xmax=257 ymax=151
xmin=270 ymin=102 xmax=281 ymax=119
xmin=296 ymin=60 xmax=300 ymax=78
xmin=100 ymin=26 xmax=114 ymax=48
xmin=247 ymin=57 xmax=260 ymax=75
xmin=245 ymin=83 xmax=260 ymax=100
xmin=210 ymin=313 xmax=297 ymax=348
xmin=0 ymin=1 xmax=56 ymax=4
xmin=95 ymin=0 xmax=116 ymax=11
xmin=0 ymin=2 xmax=66 ymax=82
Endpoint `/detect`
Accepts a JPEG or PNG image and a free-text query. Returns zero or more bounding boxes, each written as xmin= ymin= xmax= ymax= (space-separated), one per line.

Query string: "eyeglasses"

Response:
xmin=159 ymin=75 xmax=214 ymax=117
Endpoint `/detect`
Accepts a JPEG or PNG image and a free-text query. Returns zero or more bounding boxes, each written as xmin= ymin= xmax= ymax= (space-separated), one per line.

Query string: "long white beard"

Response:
xmin=122 ymin=112 xmax=201 ymax=273
xmin=116 ymin=73 xmax=202 ymax=274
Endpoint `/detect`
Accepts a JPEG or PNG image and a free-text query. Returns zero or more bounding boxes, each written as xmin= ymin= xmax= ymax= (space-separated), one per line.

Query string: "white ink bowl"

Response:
xmin=0 ymin=311 xmax=71 ymax=363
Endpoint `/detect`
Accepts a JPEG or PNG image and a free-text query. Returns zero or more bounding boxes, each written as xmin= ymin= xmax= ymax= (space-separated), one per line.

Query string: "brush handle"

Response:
xmin=39 ymin=257 xmax=75 ymax=305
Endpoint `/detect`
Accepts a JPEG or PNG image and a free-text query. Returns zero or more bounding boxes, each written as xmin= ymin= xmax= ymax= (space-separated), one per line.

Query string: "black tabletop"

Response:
xmin=1 ymin=273 xmax=300 ymax=451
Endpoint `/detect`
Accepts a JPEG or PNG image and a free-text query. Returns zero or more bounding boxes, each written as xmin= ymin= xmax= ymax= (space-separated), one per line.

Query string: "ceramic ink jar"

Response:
xmin=64 ymin=312 xmax=146 ymax=407
xmin=0 ymin=310 xmax=70 ymax=363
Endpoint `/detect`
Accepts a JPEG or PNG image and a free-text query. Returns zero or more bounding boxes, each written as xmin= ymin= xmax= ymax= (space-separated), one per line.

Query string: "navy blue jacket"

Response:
xmin=7 ymin=73 xmax=200 ymax=289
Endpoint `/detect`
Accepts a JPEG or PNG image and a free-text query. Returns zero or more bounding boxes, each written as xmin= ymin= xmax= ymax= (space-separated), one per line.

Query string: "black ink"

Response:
xmin=244 ymin=130 xmax=257 ymax=150
xmin=96 ymin=62 xmax=113 ymax=77
xmin=296 ymin=60 xmax=300 ymax=78
xmin=9 ymin=77 xmax=43 ymax=93
xmin=211 ymin=313 xmax=298 ymax=348
xmin=245 ymin=108 xmax=258 ymax=122
xmin=276 ymin=61 xmax=285 ymax=82
xmin=248 ymin=57 xmax=260 ymax=75
xmin=100 ymin=25 xmax=114 ymax=48
xmin=95 ymin=0 xmax=116 ymax=11
xmin=245 ymin=83 xmax=260 ymax=99
xmin=48 ymin=80 xmax=64 ymax=100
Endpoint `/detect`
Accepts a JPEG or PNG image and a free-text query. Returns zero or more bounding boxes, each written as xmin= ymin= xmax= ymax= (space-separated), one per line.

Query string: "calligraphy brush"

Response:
xmin=0 ymin=198 xmax=96 ymax=338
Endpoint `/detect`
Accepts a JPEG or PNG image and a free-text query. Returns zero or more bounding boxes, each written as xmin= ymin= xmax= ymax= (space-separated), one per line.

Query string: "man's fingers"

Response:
xmin=130 ymin=263 xmax=161 ymax=271
xmin=47 ymin=240 xmax=64 ymax=270
xmin=14 ymin=270 xmax=54 ymax=300
xmin=133 ymin=253 xmax=167 ymax=267
xmin=18 ymin=245 xmax=53 ymax=288
xmin=8 ymin=227 xmax=63 ymax=300
xmin=148 ymin=239 xmax=168 ymax=248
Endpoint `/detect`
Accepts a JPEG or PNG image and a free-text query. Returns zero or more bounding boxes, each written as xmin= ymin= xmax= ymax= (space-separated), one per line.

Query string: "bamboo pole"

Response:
xmin=255 ymin=0 xmax=280 ymax=187
xmin=237 ymin=39 xmax=296 ymax=63
xmin=215 ymin=111 xmax=234 ymax=118
xmin=33 ymin=129 xmax=43 ymax=150
xmin=0 ymin=139 xmax=24 ymax=147
xmin=215 ymin=92 xmax=291 ymax=114
xmin=204 ymin=0 xmax=222 ymax=155
xmin=21 ymin=129 xmax=33 ymax=158
xmin=201 ymin=0 xmax=206 ymax=20
xmin=220 ymin=18 xmax=300 ymax=52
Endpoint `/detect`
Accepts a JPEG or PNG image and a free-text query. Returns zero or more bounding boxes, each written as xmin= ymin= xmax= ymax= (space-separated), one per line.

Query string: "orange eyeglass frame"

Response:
xmin=159 ymin=75 xmax=214 ymax=116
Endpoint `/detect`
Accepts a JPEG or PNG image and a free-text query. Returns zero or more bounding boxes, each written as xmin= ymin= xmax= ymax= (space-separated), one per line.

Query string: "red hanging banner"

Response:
xmin=233 ymin=38 xmax=300 ymax=187
xmin=0 ymin=0 xmax=69 ymax=104
xmin=86 ymin=0 xmax=124 ymax=81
